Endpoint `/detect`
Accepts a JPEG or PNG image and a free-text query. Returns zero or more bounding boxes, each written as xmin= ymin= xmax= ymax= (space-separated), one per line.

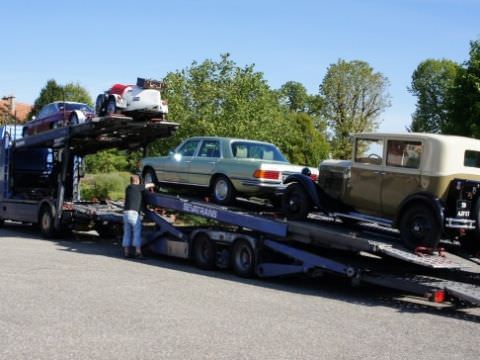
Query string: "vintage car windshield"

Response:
xmin=231 ymin=141 xmax=288 ymax=162
xmin=464 ymin=150 xmax=480 ymax=168
xmin=64 ymin=103 xmax=94 ymax=112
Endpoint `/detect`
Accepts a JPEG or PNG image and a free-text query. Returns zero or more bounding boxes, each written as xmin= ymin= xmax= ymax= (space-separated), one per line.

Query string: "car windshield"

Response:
xmin=231 ymin=141 xmax=288 ymax=162
xmin=63 ymin=103 xmax=93 ymax=112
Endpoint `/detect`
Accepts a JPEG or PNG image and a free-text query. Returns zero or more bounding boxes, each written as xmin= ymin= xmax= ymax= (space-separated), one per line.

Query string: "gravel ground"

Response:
xmin=1 ymin=223 xmax=479 ymax=360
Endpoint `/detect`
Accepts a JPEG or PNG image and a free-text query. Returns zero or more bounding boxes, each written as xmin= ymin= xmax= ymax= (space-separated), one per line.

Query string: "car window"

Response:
xmin=464 ymin=150 xmax=480 ymax=168
xmin=198 ymin=140 xmax=221 ymax=158
xmin=354 ymin=138 xmax=383 ymax=165
xmin=231 ymin=141 xmax=287 ymax=162
xmin=386 ymin=140 xmax=422 ymax=169
xmin=37 ymin=106 xmax=49 ymax=119
xmin=177 ymin=140 xmax=200 ymax=157
xmin=65 ymin=103 xmax=93 ymax=112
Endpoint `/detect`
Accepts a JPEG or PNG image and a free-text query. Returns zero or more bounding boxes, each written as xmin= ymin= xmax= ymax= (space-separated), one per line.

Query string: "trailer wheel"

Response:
xmin=39 ymin=205 xmax=56 ymax=238
xmin=193 ymin=234 xmax=216 ymax=270
xmin=282 ymin=182 xmax=312 ymax=220
xmin=232 ymin=239 xmax=256 ymax=278
xmin=399 ymin=203 xmax=440 ymax=249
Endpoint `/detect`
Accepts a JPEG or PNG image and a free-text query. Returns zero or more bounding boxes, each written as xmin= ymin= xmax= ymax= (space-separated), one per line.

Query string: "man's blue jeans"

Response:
xmin=122 ymin=210 xmax=142 ymax=248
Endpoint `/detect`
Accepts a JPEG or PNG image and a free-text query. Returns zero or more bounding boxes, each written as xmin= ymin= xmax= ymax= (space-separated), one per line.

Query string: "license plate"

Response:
xmin=456 ymin=200 xmax=471 ymax=217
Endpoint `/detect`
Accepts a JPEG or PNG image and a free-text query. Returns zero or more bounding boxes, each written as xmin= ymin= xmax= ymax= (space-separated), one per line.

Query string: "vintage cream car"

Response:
xmin=282 ymin=133 xmax=480 ymax=250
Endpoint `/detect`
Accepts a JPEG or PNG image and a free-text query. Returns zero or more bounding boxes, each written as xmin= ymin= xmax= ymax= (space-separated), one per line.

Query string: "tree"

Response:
xmin=152 ymin=54 xmax=329 ymax=166
xmin=407 ymin=59 xmax=459 ymax=133
xmin=320 ymin=59 xmax=390 ymax=159
xmin=28 ymin=79 xmax=93 ymax=118
xmin=278 ymin=81 xmax=311 ymax=113
xmin=446 ymin=40 xmax=480 ymax=137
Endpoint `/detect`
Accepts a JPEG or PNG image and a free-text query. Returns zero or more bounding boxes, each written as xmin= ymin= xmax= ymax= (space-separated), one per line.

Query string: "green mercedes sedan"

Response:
xmin=140 ymin=136 xmax=318 ymax=204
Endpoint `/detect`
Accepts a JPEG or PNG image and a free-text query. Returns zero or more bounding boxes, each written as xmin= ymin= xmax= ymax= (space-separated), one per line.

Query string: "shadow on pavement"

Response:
xmin=2 ymin=221 xmax=480 ymax=324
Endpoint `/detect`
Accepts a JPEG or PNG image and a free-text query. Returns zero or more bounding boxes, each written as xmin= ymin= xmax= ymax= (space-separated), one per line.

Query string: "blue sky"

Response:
xmin=1 ymin=0 xmax=479 ymax=132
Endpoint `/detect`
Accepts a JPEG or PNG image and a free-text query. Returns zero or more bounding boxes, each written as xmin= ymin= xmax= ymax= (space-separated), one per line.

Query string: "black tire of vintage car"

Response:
xmin=106 ymin=97 xmax=117 ymax=115
xmin=399 ymin=203 xmax=441 ymax=249
xmin=211 ymin=175 xmax=235 ymax=205
xmin=95 ymin=94 xmax=107 ymax=116
xmin=282 ymin=182 xmax=312 ymax=220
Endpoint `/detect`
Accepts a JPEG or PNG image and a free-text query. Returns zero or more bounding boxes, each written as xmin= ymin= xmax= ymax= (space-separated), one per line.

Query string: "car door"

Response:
xmin=381 ymin=139 xmax=423 ymax=218
xmin=187 ymin=139 xmax=222 ymax=186
xmin=345 ymin=137 xmax=384 ymax=216
xmin=162 ymin=139 xmax=201 ymax=184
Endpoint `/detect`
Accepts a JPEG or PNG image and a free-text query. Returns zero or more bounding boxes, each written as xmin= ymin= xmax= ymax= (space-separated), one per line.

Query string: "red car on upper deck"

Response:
xmin=23 ymin=101 xmax=94 ymax=137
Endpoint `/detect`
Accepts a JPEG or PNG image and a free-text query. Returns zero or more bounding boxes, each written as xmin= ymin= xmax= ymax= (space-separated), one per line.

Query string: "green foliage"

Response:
xmin=320 ymin=59 xmax=391 ymax=159
xmin=150 ymin=54 xmax=329 ymax=166
xmin=445 ymin=40 xmax=480 ymax=137
xmin=408 ymin=59 xmax=459 ymax=133
xmin=84 ymin=149 xmax=132 ymax=173
xmin=29 ymin=79 xmax=93 ymax=119
xmin=80 ymin=172 xmax=131 ymax=201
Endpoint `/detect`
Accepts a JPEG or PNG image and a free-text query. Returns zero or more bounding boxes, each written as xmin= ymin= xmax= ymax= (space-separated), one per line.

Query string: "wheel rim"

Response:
xmin=41 ymin=211 xmax=51 ymax=231
xmin=288 ymin=191 xmax=302 ymax=212
xmin=408 ymin=214 xmax=431 ymax=240
xmin=199 ymin=238 xmax=213 ymax=262
xmin=106 ymin=100 xmax=116 ymax=114
xmin=214 ymin=179 xmax=229 ymax=201
xmin=144 ymin=171 xmax=154 ymax=184
xmin=235 ymin=243 xmax=253 ymax=272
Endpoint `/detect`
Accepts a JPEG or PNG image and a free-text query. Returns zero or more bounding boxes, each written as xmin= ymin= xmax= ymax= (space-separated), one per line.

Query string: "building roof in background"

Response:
xmin=0 ymin=99 xmax=32 ymax=124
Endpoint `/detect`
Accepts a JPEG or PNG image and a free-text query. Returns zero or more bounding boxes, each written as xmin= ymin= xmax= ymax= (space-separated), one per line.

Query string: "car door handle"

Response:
xmin=184 ymin=160 xmax=191 ymax=164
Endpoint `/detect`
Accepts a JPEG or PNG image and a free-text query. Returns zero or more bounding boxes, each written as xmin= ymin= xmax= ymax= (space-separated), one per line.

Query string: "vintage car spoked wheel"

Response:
xmin=232 ymin=239 xmax=256 ymax=278
xmin=193 ymin=234 xmax=216 ymax=270
xmin=399 ymin=204 xmax=440 ymax=249
xmin=106 ymin=98 xmax=117 ymax=115
xmin=212 ymin=176 xmax=235 ymax=205
xmin=282 ymin=183 xmax=312 ymax=220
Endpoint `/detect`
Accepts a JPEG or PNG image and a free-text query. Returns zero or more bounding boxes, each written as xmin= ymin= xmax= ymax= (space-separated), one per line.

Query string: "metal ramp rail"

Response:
xmin=142 ymin=191 xmax=480 ymax=306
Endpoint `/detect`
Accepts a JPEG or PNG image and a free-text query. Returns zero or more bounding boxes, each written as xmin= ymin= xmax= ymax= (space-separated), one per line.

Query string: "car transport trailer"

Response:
xmin=0 ymin=116 xmax=178 ymax=235
xmin=142 ymin=191 xmax=480 ymax=307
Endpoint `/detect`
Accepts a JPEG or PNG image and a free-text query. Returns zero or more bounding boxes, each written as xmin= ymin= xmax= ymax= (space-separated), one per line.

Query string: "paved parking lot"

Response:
xmin=1 ymin=223 xmax=479 ymax=360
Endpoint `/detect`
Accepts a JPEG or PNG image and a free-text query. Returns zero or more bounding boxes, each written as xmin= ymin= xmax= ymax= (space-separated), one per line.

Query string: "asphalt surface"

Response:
xmin=1 ymin=223 xmax=480 ymax=360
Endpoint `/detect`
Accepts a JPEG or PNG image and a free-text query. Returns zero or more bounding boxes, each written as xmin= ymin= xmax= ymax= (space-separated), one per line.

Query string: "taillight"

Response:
xmin=310 ymin=174 xmax=318 ymax=181
xmin=253 ymin=169 xmax=280 ymax=180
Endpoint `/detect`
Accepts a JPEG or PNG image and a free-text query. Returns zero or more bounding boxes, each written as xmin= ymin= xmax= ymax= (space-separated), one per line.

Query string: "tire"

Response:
xmin=95 ymin=94 xmax=106 ymax=116
xmin=399 ymin=203 xmax=441 ymax=249
xmin=106 ymin=97 xmax=117 ymax=115
xmin=142 ymin=167 xmax=158 ymax=185
xmin=193 ymin=234 xmax=216 ymax=270
xmin=232 ymin=239 xmax=256 ymax=278
xmin=211 ymin=175 xmax=235 ymax=205
xmin=282 ymin=182 xmax=312 ymax=220
xmin=39 ymin=205 xmax=57 ymax=239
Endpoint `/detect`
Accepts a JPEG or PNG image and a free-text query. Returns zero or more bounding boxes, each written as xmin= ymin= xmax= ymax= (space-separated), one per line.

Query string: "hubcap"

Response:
xmin=42 ymin=212 xmax=51 ymax=230
xmin=214 ymin=180 xmax=229 ymax=201
xmin=236 ymin=245 xmax=252 ymax=271
xmin=410 ymin=215 xmax=430 ymax=239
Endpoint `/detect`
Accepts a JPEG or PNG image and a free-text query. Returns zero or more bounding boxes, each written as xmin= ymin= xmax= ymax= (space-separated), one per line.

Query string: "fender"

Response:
xmin=284 ymin=174 xmax=322 ymax=209
xmin=110 ymin=94 xmax=127 ymax=109
xmin=394 ymin=192 xmax=445 ymax=230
